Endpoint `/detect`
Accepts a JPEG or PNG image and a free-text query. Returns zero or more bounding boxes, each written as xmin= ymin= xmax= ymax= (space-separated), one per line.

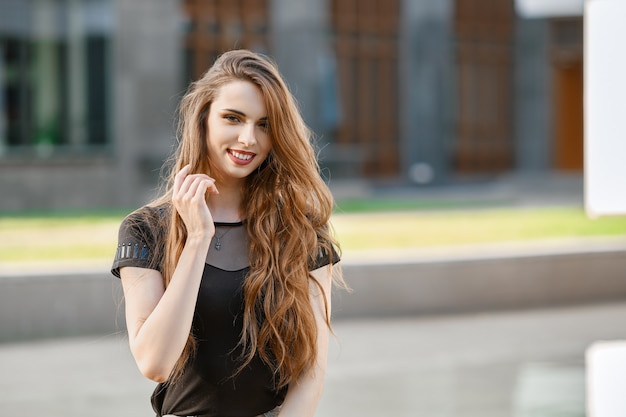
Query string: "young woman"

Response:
xmin=111 ymin=50 xmax=345 ymax=417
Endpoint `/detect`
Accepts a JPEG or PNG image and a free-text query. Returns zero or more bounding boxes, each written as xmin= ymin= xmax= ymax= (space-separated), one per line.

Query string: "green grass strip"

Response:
xmin=1 ymin=206 xmax=625 ymax=262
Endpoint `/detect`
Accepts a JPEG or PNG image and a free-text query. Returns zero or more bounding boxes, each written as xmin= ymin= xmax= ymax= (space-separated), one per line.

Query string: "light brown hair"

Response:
xmin=150 ymin=49 xmax=344 ymax=387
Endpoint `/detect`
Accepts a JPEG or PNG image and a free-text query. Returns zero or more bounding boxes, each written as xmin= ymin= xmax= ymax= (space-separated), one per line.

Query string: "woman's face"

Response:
xmin=206 ymin=80 xmax=272 ymax=182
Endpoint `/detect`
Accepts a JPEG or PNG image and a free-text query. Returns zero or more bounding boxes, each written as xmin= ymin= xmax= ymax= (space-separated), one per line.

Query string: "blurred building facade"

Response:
xmin=0 ymin=0 xmax=583 ymax=211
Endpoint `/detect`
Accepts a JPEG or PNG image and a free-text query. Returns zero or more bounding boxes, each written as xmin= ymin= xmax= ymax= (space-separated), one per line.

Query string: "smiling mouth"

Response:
xmin=228 ymin=149 xmax=256 ymax=162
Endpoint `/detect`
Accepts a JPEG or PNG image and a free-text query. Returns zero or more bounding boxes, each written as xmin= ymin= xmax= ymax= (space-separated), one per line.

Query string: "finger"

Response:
xmin=205 ymin=179 xmax=219 ymax=195
xmin=186 ymin=174 xmax=218 ymax=195
xmin=174 ymin=176 xmax=200 ymax=204
xmin=194 ymin=179 xmax=212 ymax=200
xmin=195 ymin=178 xmax=219 ymax=198
xmin=183 ymin=174 xmax=217 ymax=195
xmin=186 ymin=177 xmax=218 ymax=201
xmin=189 ymin=173 xmax=215 ymax=183
xmin=203 ymin=179 xmax=219 ymax=196
xmin=184 ymin=176 xmax=206 ymax=199
xmin=176 ymin=173 xmax=205 ymax=196
xmin=173 ymin=165 xmax=191 ymax=193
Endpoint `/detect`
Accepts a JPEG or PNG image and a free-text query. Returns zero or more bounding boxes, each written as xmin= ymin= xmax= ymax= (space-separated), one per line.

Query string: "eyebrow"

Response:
xmin=222 ymin=108 xmax=268 ymax=121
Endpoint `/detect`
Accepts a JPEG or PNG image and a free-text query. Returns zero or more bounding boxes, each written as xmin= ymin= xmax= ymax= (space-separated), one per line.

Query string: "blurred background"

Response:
xmin=0 ymin=0 xmax=585 ymax=209
xmin=2 ymin=0 xmax=626 ymax=416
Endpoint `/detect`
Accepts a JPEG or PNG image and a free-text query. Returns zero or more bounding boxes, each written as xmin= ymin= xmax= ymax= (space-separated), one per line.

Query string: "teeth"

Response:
xmin=231 ymin=150 xmax=253 ymax=160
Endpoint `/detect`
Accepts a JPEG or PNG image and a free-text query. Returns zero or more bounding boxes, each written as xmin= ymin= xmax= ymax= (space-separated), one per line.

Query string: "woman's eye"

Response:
xmin=224 ymin=115 xmax=240 ymax=123
xmin=258 ymin=122 xmax=269 ymax=130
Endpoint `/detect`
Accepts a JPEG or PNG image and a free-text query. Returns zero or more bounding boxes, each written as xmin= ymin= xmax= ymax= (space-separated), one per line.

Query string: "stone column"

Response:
xmin=67 ymin=0 xmax=87 ymax=147
xmin=514 ymin=17 xmax=552 ymax=172
xmin=112 ymin=0 xmax=183 ymax=206
xmin=399 ymin=0 xmax=453 ymax=184
xmin=269 ymin=0 xmax=332 ymax=137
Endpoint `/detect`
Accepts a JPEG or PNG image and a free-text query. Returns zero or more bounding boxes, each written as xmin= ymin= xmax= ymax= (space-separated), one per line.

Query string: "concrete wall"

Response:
xmin=337 ymin=248 xmax=626 ymax=318
xmin=3 ymin=244 xmax=626 ymax=343
xmin=0 ymin=271 xmax=125 ymax=342
xmin=0 ymin=156 xmax=119 ymax=211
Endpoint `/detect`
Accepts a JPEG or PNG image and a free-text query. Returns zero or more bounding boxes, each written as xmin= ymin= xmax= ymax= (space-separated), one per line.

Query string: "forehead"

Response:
xmin=212 ymin=80 xmax=267 ymax=116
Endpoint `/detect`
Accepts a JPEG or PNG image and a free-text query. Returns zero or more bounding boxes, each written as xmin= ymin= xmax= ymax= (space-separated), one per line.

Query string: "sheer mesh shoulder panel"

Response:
xmin=205 ymin=222 xmax=249 ymax=271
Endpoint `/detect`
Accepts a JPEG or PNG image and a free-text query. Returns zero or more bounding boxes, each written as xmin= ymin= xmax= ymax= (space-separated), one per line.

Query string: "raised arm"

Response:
xmin=277 ymin=263 xmax=336 ymax=417
xmin=120 ymin=166 xmax=217 ymax=382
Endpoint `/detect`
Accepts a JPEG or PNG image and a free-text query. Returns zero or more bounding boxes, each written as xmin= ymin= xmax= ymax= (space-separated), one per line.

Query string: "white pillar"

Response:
xmin=584 ymin=0 xmax=626 ymax=217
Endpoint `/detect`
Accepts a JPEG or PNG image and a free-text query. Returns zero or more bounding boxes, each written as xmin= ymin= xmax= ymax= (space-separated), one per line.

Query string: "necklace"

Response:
xmin=212 ymin=225 xmax=236 ymax=251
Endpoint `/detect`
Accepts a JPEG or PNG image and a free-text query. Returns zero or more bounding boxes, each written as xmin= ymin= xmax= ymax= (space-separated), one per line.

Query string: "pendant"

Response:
xmin=215 ymin=237 xmax=222 ymax=251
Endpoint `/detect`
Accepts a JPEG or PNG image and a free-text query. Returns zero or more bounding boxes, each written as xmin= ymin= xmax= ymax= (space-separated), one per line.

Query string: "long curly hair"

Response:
xmin=150 ymin=50 xmax=344 ymax=388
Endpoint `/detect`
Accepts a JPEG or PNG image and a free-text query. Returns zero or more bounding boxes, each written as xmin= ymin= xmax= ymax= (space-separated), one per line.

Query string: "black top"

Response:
xmin=111 ymin=206 xmax=339 ymax=417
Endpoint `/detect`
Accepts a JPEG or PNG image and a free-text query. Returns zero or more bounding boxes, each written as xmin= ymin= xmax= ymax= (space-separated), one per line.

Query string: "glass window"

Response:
xmin=0 ymin=0 xmax=112 ymax=157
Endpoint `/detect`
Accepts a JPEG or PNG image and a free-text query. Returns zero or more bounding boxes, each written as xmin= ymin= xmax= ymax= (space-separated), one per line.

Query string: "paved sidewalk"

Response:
xmin=3 ymin=301 xmax=626 ymax=417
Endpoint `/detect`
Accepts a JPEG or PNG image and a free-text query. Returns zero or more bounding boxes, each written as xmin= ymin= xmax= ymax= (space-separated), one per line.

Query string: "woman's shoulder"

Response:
xmin=126 ymin=204 xmax=169 ymax=221
xmin=124 ymin=204 xmax=169 ymax=224
xmin=119 ymin=204 xmax=170 ymax=239
xmin=112 ymin=204 xmax=169 ymax=278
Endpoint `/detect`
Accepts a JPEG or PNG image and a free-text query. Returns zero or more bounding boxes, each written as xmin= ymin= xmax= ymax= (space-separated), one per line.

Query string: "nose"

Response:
xmin=238 ymin=123 xmax=257 ymax=147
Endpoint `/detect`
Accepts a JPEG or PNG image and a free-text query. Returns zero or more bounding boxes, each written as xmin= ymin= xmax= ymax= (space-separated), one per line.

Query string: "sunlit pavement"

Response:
xmin=2 ymin=301 xmax=626 ymax=417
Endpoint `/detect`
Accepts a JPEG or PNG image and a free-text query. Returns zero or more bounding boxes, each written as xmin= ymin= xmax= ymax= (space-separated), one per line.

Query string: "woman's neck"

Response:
xmin=208 ymin=181 xmax=244 ymax=222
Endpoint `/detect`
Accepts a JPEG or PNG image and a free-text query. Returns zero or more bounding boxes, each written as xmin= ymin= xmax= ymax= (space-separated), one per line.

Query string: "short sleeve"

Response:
xmin=309 ymin=242 xmax=341 ymax=271
xmin=111 ymin=207 xmax=166 ymax=278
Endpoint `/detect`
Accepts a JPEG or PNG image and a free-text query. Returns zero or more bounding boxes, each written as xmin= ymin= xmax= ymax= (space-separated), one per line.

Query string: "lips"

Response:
xmin=228 ymin=149 xmax=256 ymax=165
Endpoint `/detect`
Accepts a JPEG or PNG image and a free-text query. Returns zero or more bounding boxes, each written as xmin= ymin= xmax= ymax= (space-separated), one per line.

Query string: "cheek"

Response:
xmin=206 ymin=124 xmax=226 ymax=149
